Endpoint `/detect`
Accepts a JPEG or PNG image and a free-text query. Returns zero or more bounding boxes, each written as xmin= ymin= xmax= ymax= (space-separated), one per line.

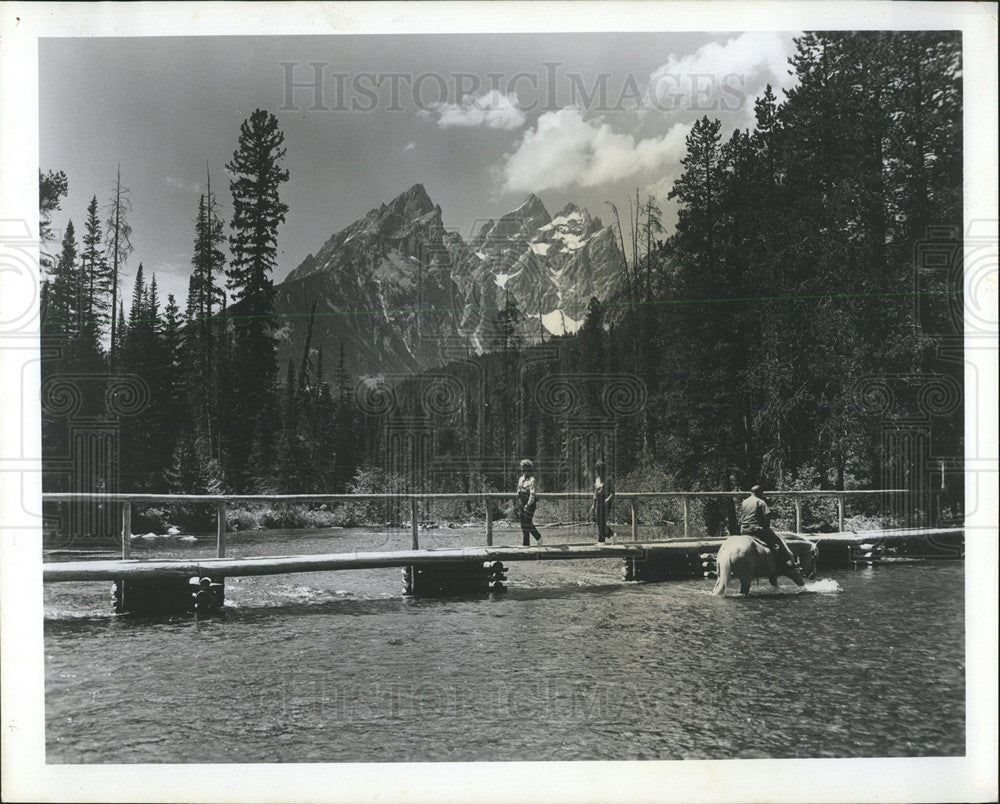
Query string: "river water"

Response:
xmin=44 ymin=525 xmax=965 ymax=763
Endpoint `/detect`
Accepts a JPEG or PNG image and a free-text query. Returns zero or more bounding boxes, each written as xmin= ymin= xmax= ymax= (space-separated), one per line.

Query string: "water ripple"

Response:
xmin=43 ymin=529 xmax=965 ymax=763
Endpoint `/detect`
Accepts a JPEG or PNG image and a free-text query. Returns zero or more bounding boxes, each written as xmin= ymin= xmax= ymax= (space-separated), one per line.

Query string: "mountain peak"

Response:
xmin=383 ymin=182 xmax=435 ymax=217
xmin=471 ymin=194 xmax=551 ymax=247
xmin=516 ymin=193 xmax=548 ymax=217
xmin=503 ymin=193 xmax=550 ymax=227
xmin=404 ymin=182 xmax=431 ymax=201
xmin=548 ymin=202 xmax=603 ymax=233
xmin=555 ymin=201 xmax=583 ymax=218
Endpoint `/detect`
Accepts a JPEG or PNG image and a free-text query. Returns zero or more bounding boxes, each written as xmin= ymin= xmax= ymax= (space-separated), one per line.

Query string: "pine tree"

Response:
xmin=490 ymin=291 xmax=525 ymax=353
xmin=277 ymin=359 xmax=306 ymax=491
xmin=189 ymin=174 xmax=227 ymax=378
xmin=183 ymin=178 xmax=227 ymax=472
xmin=488 ymin=292 xmax=525 ymax=471
xmin=639 ymin=196 xmax=664 ymax=299
xmin=160 ymin=293 xmax=185 ymax=467
xmin=116 ymin=302 xmax=126 ymax=349
xmin=46 ymin=221 xmax=78 ymax=336
xmin=202 ymin=170 xmax=227 ymax=323
xmin=225 ymin=109 xmax=289 ymax=390
xmin=126 ymin=263 xmax=146 ymax=338
xmin=164 ymin=430 xmax=202 ymax=494
xmin=39 ymin=169 xmax=68 ymax=281
xmin=668 ymin=116 xmax=724 ymax=277
xmin=80 ymin=195 xmax=111 ymax=337
xmin=224 ymin=109 xmax=290 ymax=488
xmin=147 ymin=274 xmax=160 ymax=325
xmin=164 ymin=428 xmax=223 ymax=495
xmin=104 ymin=165 xmax=134 ymax=363
xmin=662 ymin=116 xmax=742 ymax=488
xmin=330 ymin=342 xmax=359 ymax=491
xmin=117 ymin=266 xmax=150 ymax=490
xmin=577 ymin=296 xmax=606 ymax=415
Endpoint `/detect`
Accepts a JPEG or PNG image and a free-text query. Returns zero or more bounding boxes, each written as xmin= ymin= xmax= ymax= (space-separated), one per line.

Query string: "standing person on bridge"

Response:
xmin=739 ymin=485 xmax=805 ymax=584
xmin=515 ymin=459 xmax=542 ymax=546
xmin=590 ymin=460 xmax=615 ymax=543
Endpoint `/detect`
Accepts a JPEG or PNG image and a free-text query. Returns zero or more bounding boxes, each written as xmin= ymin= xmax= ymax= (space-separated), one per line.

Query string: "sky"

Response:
xmin=40 ymin=32 xmax=800 ymax=307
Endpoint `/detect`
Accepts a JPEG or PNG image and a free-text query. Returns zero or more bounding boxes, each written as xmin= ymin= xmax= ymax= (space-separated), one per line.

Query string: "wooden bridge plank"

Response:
xmin=42 ymin=528 xmax=963 ymax=583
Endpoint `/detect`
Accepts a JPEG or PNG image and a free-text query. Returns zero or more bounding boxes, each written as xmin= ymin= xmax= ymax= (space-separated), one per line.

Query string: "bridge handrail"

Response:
xmin=40 ymin=490 xmax=907 ymax=503
xmin=43 ymin=489 xmax=912 ymax=559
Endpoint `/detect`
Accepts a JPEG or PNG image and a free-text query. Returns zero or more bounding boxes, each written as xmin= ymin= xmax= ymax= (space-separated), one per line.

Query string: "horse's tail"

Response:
xmin=712 ymin=554 xmax=728 ymax=596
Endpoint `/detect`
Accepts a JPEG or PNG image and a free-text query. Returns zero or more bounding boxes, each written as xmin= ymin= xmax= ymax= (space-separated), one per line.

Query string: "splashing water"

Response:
xmin=803 ymin=578 xmax=842 ymax=593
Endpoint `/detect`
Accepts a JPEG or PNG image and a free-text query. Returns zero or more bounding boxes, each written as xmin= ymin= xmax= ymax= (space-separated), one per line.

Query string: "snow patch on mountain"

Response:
xmin=494 ymin=270 xmax=523 ymax=289
xmin=555 ymin=231 xmax=584 ymax=250
xmin=539 ymin=211 xmax=584 ymax=231
xmin=535 ymin=309 xmax=584 ymax=336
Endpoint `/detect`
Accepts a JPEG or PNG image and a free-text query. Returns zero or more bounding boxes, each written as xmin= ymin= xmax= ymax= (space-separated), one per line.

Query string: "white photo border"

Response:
xmin=1 ymin=2 xmax=996 ymax=802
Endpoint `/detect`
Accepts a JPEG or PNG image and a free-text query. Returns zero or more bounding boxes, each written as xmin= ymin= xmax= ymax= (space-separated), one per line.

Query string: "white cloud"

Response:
xmin=435 ymin=89 xmax=526 ymax=131
xmin=648 ymin=32 xmax=796 ymax=112
xmin=164 ymin=176 xmax=201 ymax=193
xmin=502 ymin=108 xmax=689 ymax=193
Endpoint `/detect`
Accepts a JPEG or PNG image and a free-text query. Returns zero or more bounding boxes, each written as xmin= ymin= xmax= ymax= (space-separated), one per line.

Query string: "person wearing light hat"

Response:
xmin=515 ymin=459 xmax=542 ymax=546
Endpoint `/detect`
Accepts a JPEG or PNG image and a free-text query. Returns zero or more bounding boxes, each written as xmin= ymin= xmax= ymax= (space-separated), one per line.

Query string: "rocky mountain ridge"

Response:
xmin=272 ymin=183 xmax=625 ymax=376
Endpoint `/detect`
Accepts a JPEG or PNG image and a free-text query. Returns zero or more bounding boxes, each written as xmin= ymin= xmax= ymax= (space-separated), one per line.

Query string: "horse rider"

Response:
xmin=739 ymin=485 xmax=805 ymax=585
